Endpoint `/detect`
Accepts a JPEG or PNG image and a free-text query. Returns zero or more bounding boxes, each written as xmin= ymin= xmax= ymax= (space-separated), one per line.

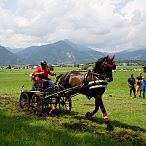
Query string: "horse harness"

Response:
xmin=83 ymin=70 xmax=108 ymax=89
xmin=54 ymin=70 xmax=108 ymax=100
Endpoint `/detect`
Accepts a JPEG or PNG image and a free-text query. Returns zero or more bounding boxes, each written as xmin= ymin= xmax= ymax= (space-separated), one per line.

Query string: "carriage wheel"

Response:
xmin=59 ymin=97 xmax=66 ymax=111
xmin=19 ymin=93 xmax=30 ymax=112
xmin=31 ymin=94 xmax=44 ymax=116
xmin=59 ymin=97 xmax=72 ymax=112
xmin=44 ymin=96 xmax=55 ymax=113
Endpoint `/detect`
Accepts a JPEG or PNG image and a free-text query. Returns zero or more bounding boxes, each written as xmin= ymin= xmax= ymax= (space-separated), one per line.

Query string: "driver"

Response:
xmin=30 ymin=60 xmax=56 ymax=91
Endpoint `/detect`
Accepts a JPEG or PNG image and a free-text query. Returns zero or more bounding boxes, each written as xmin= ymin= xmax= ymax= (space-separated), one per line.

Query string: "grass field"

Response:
xmin=0 ymin=67 xmax=146 ymax=146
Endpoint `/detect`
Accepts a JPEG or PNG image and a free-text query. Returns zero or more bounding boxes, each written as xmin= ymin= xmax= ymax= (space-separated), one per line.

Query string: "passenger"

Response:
xmin=30 ymin=60 xmax=56 ymax=91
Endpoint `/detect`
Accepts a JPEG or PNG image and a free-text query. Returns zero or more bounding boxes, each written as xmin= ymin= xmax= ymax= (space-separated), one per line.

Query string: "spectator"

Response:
xmin=136 ymin=72 xmax=143 ymax=97
xmin=128 ymin=74 xmax=136 ymax=98
xmin=141 ymin=76 xmax=146 ymax=98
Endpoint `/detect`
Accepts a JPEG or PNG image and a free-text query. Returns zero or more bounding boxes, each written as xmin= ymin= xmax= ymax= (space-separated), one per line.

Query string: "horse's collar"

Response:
xmin=82 ymin=70 xmax=106 ymax=85
xmin=88 ymin=80 xmax=107 ymax=89
xmin=82 ymin=73 xmax=88 ymax=86
xmin=88 ymin=80 xmax=107 ymax=85
xmin=82 ymin=70 xmax=108 ymax=87
xmin=92 ymin=72 xmax=106 ymax=78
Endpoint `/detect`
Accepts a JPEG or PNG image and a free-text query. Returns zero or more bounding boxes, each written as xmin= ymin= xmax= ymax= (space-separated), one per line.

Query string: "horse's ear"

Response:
xmin=107 ymin=55 xmax=115 ymax=61
xmin=111 ymin=55 xmax=115 ymax=61
xmin=105 ymin=56 xmax=109 ymax=61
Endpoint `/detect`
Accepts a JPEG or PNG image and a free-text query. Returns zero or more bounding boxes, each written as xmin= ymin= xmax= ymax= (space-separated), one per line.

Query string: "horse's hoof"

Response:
xmin=48 ymin=110 xmax=53 ymax=115
xmin=49 ymin=108 xmax=56 ymax=115
xmin=66 ymin=107 xmax=71 ymax=113
xmin=86 ymin=112 xmax=93 ymax=117
xmin=66 ymin=109 xmax=71 ymax=113
xmin=107 ymin=122 xmax=114 ymax=131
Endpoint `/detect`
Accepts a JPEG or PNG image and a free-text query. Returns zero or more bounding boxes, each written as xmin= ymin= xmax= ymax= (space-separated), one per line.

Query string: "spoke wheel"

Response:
xmin=31 ymin=94 xmax=43 ymax=116
xmin=59 ymin=97 xmax=66 ymax=111
xmin=19 ymin=93 xmax=30 ymax=112
xmin=59 ymin=97 xmax=72 ymax=112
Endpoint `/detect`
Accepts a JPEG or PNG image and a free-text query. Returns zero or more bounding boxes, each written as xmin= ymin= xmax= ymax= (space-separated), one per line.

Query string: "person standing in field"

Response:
xmin=136 ymin=72 xmax=143 ymax=97
xmin=128 ymin=74 xmax=136 ymax=98
xmin=141 ymin=76 xmax=146 ymax=98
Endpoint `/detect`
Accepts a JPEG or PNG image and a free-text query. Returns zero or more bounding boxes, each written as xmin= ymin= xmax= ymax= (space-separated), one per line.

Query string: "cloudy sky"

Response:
xmin=0 ymin=0 xmax=146 ymax=52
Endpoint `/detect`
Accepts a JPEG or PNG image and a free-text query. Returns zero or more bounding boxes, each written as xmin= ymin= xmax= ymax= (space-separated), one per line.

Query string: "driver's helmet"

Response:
xmin=40 ymin=60 xmax=47 ymax=68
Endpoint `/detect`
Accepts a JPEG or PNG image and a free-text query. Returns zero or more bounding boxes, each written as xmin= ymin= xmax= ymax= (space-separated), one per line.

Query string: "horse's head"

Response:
xmin=93 ymin=56 xmax=116 ymax=82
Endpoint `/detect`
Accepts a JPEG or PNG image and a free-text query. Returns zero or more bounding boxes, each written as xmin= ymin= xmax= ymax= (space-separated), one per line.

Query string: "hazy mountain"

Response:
xmin=64 ymin=39 xmax=92 ymax=51
xmin=1 ymin=40 xmax=146 ymax=65
xmin=115 ymin=49 xmax=146 ymax=60
xmin=0 ymin=46 xmax=18 ymax=64
xmin=16 ymin=40 xmax=104 ymax=64
xmin=7 ymin=47 xmax=26 ymax=53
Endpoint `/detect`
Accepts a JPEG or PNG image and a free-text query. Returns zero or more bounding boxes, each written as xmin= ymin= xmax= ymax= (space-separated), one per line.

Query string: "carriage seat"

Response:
xmin=32 ymin=78 xmax=55 ymax=94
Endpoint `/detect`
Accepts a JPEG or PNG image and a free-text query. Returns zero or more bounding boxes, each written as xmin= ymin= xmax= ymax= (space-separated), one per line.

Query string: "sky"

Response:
xmin=0 ymin=0 xmax=146 ymax=52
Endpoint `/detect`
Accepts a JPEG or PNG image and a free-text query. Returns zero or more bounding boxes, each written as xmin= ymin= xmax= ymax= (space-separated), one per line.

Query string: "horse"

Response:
xmin=52 ymin=56 xmax=116 ymax=130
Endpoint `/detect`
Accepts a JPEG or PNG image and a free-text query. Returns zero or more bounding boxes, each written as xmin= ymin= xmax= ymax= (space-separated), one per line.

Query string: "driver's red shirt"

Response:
xmin=33 ymin=65 xmax=54 ymax=77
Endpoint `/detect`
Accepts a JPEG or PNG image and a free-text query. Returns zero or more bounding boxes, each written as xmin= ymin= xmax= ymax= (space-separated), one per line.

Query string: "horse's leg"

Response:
xmin=65 ymin=96 xmax=71 ymax=113
xmin=49 ymin=95 xmax=60 ymax=114
xmin=99 ymin=97 xmax=113 ymax=130
xmin=86 ymin=95 xmax=100 ymax=117
xmin=85 ymin=95 xmax=113 ymax=130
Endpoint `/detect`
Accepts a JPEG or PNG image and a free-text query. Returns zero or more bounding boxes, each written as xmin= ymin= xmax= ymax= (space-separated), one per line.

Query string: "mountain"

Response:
xmin=16 ymin=40 xmax=104 ymax=64
xmin=115 ymin=49 xmax=146 ymax=60
xmin=64 ymin=39 xmax=92 ymax=51
xmin=7 ymin=47 xmax=26 ymax=53
xmin=1 ymin=39 xmax=146 ymax=65
xmin=0 ymin=46 xmax=18 ymax=64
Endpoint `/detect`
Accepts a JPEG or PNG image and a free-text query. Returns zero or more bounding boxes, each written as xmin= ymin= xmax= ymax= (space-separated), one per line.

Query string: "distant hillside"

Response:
xmin=0 ymin=46 xmax=18 ymax=64
xmin=16 ymin=40 xmax=104 ymax=64
xmin=1 ymin=40 xmax=146 ymax=65
xmin=7 ymin=47 xmax=26 ymax=53
xmin=64 ymin=39 xmax=92 ymax=52
xmin=115 ymin=49 xmax=146 ymax=60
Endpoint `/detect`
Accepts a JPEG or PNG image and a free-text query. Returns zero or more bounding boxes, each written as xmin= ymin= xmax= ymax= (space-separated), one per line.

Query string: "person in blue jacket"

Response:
xmin=141 ymin=76 xmax=146 ymax=98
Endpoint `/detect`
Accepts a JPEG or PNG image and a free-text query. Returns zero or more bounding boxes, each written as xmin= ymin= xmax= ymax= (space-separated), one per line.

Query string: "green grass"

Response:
xmin=0 ymin=67 xmax=146 ymax=146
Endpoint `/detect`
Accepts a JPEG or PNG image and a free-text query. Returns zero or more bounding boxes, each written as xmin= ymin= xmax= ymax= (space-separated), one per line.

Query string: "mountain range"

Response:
xmin=0 ymin=40 xmax=146 ymax=65
xmin=0 ymin=46 xmax=18 ymax=64
xmin=114 ymin=49 xmax=146 ymax=60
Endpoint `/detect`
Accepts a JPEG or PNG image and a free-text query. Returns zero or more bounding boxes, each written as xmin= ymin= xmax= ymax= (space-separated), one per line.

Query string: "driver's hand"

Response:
xmin=34 ymin=72 xmax=44 ymax=77
xmin=39 ymin=72 xmax=44 ymax=75
xmin=29 ymin=73 xmax=33 ymax=78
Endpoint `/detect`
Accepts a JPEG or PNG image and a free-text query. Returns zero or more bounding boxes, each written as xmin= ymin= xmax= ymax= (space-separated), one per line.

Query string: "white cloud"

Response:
xmin=0 ymin=0 xmax=146 ymax=52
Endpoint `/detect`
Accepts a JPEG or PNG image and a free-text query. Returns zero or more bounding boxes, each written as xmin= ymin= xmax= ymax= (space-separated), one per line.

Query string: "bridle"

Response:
xmin=83 ymin=56 xmax=116 ymax=86
xmin=100 ymin=56 xmax=116 ymax=79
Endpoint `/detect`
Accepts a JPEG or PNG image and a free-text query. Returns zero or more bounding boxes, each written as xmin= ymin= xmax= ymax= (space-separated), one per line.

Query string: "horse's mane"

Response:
xmin=93 ymin=57 xmax=106 ymax=72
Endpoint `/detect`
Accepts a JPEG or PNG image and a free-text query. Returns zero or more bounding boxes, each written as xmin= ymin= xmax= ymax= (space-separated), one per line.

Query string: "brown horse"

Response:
xmin=53 ymin=56 xmax=116 ymax=130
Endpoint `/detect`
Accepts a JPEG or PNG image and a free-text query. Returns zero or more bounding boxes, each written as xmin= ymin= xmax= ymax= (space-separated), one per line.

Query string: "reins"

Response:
xmin=55 ymin=60 xmax=110 ymax=98
xmin=83 ymin=70 xmax=107 ymax=86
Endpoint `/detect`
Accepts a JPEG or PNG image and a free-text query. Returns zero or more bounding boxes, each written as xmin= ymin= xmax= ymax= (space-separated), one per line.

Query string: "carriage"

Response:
xmin=19 ymin=75 xmax=107 ymax=115
xmin=19 ymin=82 xmax=71 ymax=115
xmin=19 ymin=56 xmax=116 ymax=130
